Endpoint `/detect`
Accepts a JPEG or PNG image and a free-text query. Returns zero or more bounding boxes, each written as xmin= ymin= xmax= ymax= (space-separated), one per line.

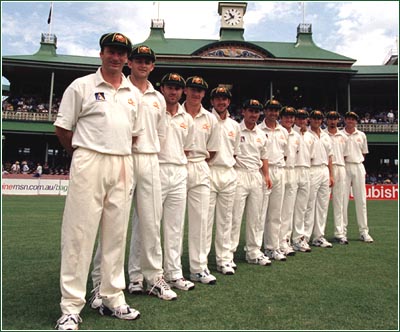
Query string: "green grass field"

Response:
xmin=2 ymin=196 xmax=398 ymax=330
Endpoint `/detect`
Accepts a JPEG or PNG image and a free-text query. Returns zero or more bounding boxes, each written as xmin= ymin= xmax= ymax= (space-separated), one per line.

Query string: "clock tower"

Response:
xmin=218 ymin=2 xmax=247 ymax=29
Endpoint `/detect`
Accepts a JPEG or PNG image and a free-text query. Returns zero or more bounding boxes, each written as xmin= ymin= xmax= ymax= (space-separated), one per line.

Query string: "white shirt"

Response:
xmin=208 ymin=109 xmax=241 ymax=168
xmin=309 ymin=128 xmax=333 ymax=166
xmin=235 ymin=121 xmax=268 ymax=171
xmin=293 ymin=125 xmax=314 ymax=168
xmin=183 ymin=103 xmax=220 ymax=162
xmin=54 ymin=68 xmax=142 ymax=155
xmin=342 ymin=127 xmax=369 ymax=163
xmin=158 ymin=104 xmax=195 ymax=165
xmin=284 ymin=129 xmax=301 ymax=168
xmin=129 ymin=78 xmax=167 ymax=154
xmin=258 ymin=121 xmax=288 ymax=167
xmin=325 ymin=128 xmax=348 ymax=166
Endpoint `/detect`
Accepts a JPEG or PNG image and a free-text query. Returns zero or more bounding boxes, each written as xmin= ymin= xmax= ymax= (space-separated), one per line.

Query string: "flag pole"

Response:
xmin=48 ymin=2 xmax=54 ymax=36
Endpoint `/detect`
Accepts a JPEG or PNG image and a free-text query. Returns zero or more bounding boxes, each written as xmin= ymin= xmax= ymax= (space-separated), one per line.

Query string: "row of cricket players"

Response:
xmin=88 ymin=70 xmax=372 ymax=305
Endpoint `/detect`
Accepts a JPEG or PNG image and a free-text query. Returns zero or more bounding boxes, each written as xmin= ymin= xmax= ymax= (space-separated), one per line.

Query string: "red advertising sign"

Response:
xmin=361 ymin=184 xmax=398 ymax=200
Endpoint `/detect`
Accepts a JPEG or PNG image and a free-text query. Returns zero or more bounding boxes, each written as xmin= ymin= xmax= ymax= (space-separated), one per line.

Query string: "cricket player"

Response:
xmin=230 ymin=99 xmax=272 ymax=267
xmin=159 ymin=73 xmax=196 ymax=290
xmin=259 ymin=99 xmax=288 ymax=261
xmin=292 ymin=109 xmax=313 ymax=253
xmin=325 ymin=111 xmax=349 ymax=244
xmin=55 ymin=32 xmax=142 ymax=330
xmin=278 ymin=106 xmax=300 ymax=256
xmin=304 ymin=110 xmax=334 ymax=248
xmin=342 ymin=111 xmax=374 ymax=243
xmin=183 ymin=76 xmax=220 ymax=284
xmin=206 ymin=86 xmax=241 ymax=275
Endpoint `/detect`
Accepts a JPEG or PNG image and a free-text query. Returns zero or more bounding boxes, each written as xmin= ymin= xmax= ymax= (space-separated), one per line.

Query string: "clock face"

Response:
xmin=223 ymin=8 xmax=242 ymax=26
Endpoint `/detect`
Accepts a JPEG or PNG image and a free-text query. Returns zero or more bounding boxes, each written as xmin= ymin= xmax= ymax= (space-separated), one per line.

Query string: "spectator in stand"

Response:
xmin=11 ymin=161 xmax=20 ymax=174
xmin=387 ymin=110 xmax=395 ymax=124
xmin=21 ymin=161 xmax=30 ymax=174
xmin=42 ymin=162 xmax=50 ymax=175
xmin=33 ymin=163 xmax=43 ymax=177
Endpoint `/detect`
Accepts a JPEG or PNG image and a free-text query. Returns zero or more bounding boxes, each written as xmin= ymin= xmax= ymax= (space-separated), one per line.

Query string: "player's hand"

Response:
xmin=265 ymin=176 xmax=273 ymax=189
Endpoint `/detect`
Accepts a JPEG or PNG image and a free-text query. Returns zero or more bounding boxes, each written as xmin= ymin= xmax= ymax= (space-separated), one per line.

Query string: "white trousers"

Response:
xmin=304 ymin=165 xmax=330 ymax=241
xmin=60 ymin=148 xmax=133 ymax=314
xmin=230 ymin=169 xmax=264 ymax=260
xmin=186 ymin=161 xmax=211 ymax=274
xmin=292 ymin=167 xmax=311 ymax=242
xmin=128 ymin=153 xmax=163 ymax=285
xmin=261 ymin=166 xmax=285 ymax=250
xmin=280 ymin=168 xmax=297 ymax=247
xmin=344 ymin=162 xmax=369 ymax=236
xmin=160 ymin=164 xmax=188 ymax=281
xmin=331 ymin=165 xmax=347 ymax=238
xmin=207 ymin=166 xmax=237 ymax=266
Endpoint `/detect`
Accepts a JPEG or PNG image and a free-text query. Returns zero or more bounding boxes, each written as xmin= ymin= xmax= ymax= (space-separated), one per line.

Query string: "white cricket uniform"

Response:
xmin=127 ymin=80 xmax=167 ymax=285
xmin=304 ymin=128 xmax=333 ymax=241
xmin=342 ymin=127 xmax=370 ymax=236
xmin=159 ymin=105 xmax=195 ymax=281
xmin=258 ymin=121 xmax=288 ymax=251
xmin=207 ymin=109 xmax=241 ymax=267
xmin=280 ymin=128 xmax=301 ymax=247
xmin=292 ymin=125 xmax=313 ymax=243
xmin=55 ymin=68 xmax=142 ymax=313
xmin=325 ymin=129 xmax=348 ymax=239
xmin=231 ymin=121 xmax=269 ymax=260
xmin=184 ymin=103 xmax=220 ymax=274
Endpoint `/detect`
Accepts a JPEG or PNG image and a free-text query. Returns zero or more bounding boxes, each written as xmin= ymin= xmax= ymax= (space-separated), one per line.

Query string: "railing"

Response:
xmin=357 ymin=123 xmax=398 ymax=133
xmin=2 ymin=111 xmax=398 ymax=132
xmin=2 ymin=111 xmax=57 ymax=122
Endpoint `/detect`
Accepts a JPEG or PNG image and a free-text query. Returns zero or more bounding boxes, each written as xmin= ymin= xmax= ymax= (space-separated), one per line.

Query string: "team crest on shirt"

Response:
xmin=228 ymin=131 xmax=235 ymax=138
xmin=256 ymin=138 xmax=262 ymax=143
xmin=95 ymin=92 xmax=106 ymax=101
xmin=153 ymin=102 xmax=160 ymax=109
xmin=128 ymin=98 xmax=136 ymax=106
xmin=180 ymin=123 xmax=188 ymax=129
xmin=240 ymin=136 xmax=245 ymax=142
xmin=202 ymin=123 xmax=211 ymax=130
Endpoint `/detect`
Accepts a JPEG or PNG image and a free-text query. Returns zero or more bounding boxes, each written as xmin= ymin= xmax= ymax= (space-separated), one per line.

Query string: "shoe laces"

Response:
xmin=149 ymin=277 xmax=171 ymax=295
xmin=55 ymin=314 xmax=82 ymax=328
xmin=89 ymin=284 xmax=101 ymax=303
xmin=113 ymin=304 xmax=131 ymax=316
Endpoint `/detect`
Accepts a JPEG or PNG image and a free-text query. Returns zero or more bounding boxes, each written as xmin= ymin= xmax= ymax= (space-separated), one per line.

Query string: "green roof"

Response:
xmin=139 ymin=27 xmax=355 ymax=62
xmin=2 ymin=121 xmax=55 ymax=134
xmin=366 ymin=133 xmax=398 ymax=144
xmin=351 ymin=65 xmax=398 ymax=75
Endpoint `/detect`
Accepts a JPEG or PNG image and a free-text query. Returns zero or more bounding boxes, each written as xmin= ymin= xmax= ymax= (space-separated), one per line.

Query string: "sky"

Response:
xmin=1 ymin=1 xmax=399 ymax=85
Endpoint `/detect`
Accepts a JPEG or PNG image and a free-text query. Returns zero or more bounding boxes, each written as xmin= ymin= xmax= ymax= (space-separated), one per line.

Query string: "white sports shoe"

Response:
xmin=360 ymin=233 xmax=374 ymax=243
xmin=190 ymin=270 xmax=217 ymax=284
xmin=293 ymin=239 xmax=309 ymax=252
xmin=128 ymin=281 xmax=144 ymax=294
xmin=147 ymin=277 xmax=178 ymax=300
xmin=282 ymin=245 xmax=296 ymax=256
xmin=230 ymin=260 xmax=237 ymax=270
xmin=312 ymin=237 xmax=333 ymax=248
xmin=89 ymin=284 xmax=102 ymax=309
xmin=56 ymin=314 xmax=82 ymax=330
xmin=265 ymin=249 xmax=287 ymax=261
xmin=217 ymin=263 xmax=235 ymax=275
xmin=99 ymin=303 xmax=140 ymax=320
xmin=167 ymin=278 xmax=195 ymax=291
xmin=246 ymin=253 xmax=272 ymax=266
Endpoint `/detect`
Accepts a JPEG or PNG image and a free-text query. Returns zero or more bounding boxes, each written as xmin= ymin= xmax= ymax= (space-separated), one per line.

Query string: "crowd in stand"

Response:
xmin=2 ymin=160 xmax=69 ymax=176
xmin=2 ymin=96 xmax=61 ymax=114
xmin=2 ymin=96 xmax=398 ymax=125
